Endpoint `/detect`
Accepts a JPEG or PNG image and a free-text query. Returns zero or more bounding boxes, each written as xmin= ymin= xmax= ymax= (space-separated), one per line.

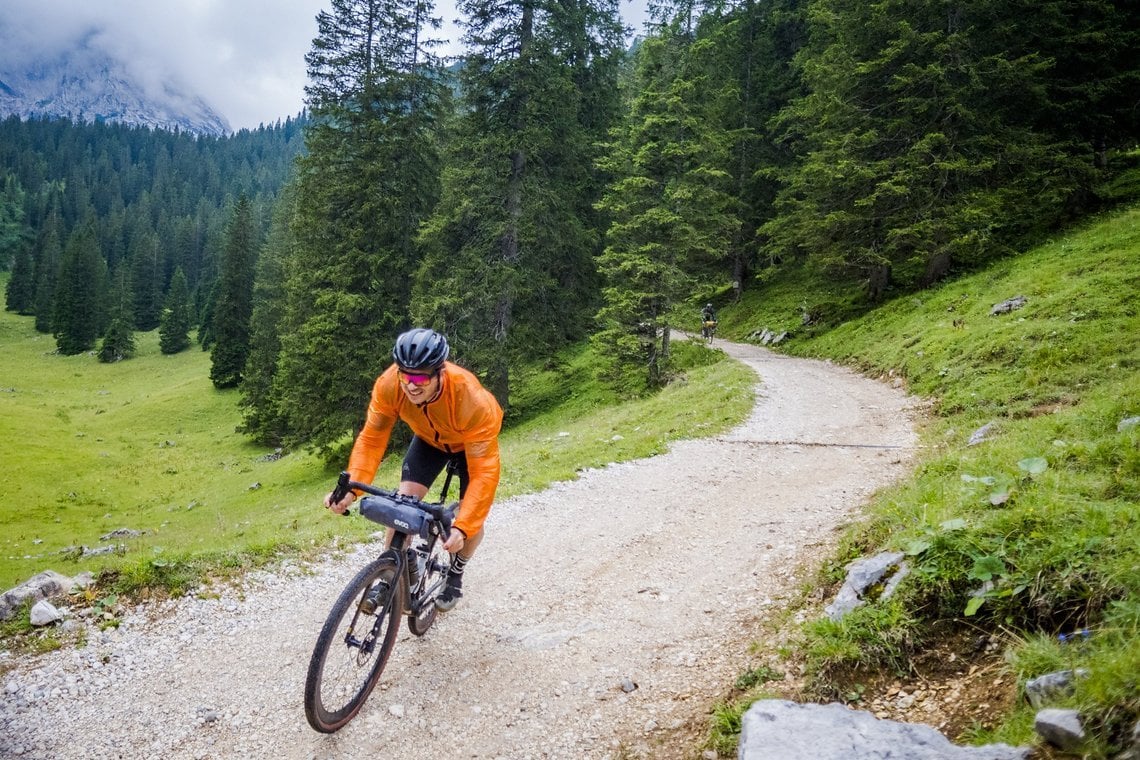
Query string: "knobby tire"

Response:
xmin=304 ymin=555 xmax=402 ymax=733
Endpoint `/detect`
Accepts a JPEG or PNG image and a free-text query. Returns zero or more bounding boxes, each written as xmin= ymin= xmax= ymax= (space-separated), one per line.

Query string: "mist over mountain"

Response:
xmin=0 ymin=28 xmax=230 ymax=136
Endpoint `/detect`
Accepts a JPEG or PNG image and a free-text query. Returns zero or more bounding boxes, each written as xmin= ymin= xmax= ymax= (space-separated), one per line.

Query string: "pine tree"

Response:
xmin=209 ymin=196 xmax=258 ymax=388
xmin=53 ymin=220 xmax=108 ymax=355
xmin=593 ymin=32 xmax=739 ymax=389
xmin=98 ymin=268 xmax=136 ymax=363
xmin=274 ymin=0 xmax=448 ymax=455
xmin=413 ymin=0 xmax=625 ymax=405
xmin=238 ymin=190 xmax=294 ymax=445
xmin=159 ymin=267 xmax=192 ymax=354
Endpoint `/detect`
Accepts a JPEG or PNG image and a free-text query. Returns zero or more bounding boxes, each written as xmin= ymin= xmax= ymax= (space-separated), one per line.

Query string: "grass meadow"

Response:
xmin=0 ymin=304 xmax=754 ymax=594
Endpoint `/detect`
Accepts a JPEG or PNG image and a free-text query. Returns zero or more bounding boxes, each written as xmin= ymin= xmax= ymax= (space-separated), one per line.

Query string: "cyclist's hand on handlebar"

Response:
xmin=442 ymin=528 xmax=465 ymax=553
xmin=324 ymin=490 xmax=356 ymax=515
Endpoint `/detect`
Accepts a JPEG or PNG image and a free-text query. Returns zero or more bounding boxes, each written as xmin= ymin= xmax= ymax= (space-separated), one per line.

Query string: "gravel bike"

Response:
xmin=701 ymin=319 xmax=718 ymax=342
xmin=304 ymin=467 xmax=458 ymax=733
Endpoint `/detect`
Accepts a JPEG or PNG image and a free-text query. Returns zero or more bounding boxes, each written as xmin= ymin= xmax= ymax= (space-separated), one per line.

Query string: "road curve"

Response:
xmin=1 ymin=339 xmax=920 ymax=760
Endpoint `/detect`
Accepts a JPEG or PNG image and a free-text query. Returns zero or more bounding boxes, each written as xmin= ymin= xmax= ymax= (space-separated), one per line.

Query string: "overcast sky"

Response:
xmin=1 ymin=0 xmax=649 ymax=132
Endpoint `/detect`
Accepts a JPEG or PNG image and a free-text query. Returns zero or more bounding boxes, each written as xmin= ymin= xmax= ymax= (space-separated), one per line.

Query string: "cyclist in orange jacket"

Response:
xmin=325 ymin=328 xmax=503 ymax=611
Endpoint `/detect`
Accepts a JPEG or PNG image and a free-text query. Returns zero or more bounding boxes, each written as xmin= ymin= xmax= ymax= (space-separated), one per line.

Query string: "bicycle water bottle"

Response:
xmin=408 ymin=548 xmax=423 ymax=586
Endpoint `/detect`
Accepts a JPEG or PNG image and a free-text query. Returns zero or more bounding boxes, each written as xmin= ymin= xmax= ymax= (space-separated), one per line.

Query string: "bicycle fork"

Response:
xmin=345 ymin=551 xmax=406 ymax=651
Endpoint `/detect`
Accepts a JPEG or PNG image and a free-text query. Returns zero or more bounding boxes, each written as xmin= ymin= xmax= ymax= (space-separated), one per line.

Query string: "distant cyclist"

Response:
xmin=324 ymin=328 xmax=504 ymax=612
xmin=701 ymin=303 xmax=718 ymax=340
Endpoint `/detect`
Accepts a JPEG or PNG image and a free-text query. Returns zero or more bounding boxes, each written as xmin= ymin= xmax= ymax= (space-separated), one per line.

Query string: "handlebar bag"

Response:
xmin=359 ymin=495 xmax=432 ymax=539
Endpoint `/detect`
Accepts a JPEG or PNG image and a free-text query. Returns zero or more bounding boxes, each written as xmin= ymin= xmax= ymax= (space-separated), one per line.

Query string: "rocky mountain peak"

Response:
xmin=0 ymin=30 xmax=230 ymax=136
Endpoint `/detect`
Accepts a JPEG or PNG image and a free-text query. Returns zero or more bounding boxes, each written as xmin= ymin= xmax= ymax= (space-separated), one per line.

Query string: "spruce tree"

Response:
xmin=159 ymin=267 xmax=192 ymax=355
xmin=238 ymin=190 xmax=294 ymax=445
xmin=762 ymin=0 xmax=1082 ymax=296
xmin=1018 ymin=1 xmax=1140 ymax=169
xmin=53 ymin=220 xmax=108 ymax=355
xmin=413 ymin=0 xmax=625 ymax=405
xmin=593 ymin=32 xmax=738 ymax=389
xmin=98 ymin=268 xmax=136 ymax=363
xmin=275 ymin=0 xmax=448 ymax=455
xmin=5 ymin=247 xmax=35 ymax=313
xmin=32 ymin=202 xmax=64 ymax=334
xmin=197 ymin=282 xmax=218 ymax=350
xmin=686 ymin=0 xmax=806 ymax=293
xmin=97 ymin=317 xmax=136 ymax=362
xmin=0 ymin=173 xmax=29 ymax=273
xmin=98 ymin=266 xmax=135 ymax=364
xmin=209 ymin=196 xmax=258 ymax=388
xmin=128 ymin=215 xmax=163 ymax=331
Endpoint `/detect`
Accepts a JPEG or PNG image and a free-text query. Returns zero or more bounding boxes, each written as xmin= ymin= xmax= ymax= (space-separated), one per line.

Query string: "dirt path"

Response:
xmin=1 ymin=339 xmax=920 ymax=760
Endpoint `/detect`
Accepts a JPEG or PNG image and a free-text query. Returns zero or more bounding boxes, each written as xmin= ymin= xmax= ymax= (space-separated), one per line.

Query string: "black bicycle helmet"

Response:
xmin=392 ymin=328 xmax=449 ymax=371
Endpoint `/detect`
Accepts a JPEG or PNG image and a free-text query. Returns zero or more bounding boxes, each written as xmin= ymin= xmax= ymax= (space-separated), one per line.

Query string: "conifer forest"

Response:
xmin=2 ymin=0 xmax=1138 ymax=458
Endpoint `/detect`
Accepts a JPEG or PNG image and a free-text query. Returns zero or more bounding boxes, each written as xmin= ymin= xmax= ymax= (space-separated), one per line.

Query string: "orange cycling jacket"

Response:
xmin=346 ymin=361 xmax=504 ymax=539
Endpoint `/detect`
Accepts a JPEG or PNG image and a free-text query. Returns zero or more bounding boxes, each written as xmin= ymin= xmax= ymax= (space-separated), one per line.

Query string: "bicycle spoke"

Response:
xmin=304 ymin=558 xmax=401 ymax=733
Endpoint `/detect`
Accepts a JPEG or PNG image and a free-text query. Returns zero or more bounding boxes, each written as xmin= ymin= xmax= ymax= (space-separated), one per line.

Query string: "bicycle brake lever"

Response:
xmin=331 ymin=471 xmax=353 ymax=516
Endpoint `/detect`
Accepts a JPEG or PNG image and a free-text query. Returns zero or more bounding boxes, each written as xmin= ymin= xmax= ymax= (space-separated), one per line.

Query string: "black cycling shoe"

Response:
xmin=358 ymin=579 xmax=390 ymax=615
xmin=435 ymin=578 xmax=463 ymax=612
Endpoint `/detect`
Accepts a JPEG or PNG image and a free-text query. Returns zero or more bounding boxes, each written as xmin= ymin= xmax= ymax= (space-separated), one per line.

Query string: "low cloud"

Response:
xmin=2 ymin=0 xmax=643 ymax=131
xmin=1 ymin=0 xmax=324 ymax=130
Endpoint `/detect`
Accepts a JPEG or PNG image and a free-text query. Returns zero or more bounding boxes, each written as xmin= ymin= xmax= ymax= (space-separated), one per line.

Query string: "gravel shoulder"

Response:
xmin=1 ymin=339 xmax=921 ymax=760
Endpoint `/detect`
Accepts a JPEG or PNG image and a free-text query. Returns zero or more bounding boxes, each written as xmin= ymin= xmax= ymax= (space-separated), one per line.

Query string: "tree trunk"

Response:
xmin=865 ymin=263 xmax=891 ymax=302
xmin=732 ymin=251 xmax=746 ymax=300
xmin=922 ymin=250 xmax=951 ymax=286
xmin=490 ymin=0 xmax=533 ymax=411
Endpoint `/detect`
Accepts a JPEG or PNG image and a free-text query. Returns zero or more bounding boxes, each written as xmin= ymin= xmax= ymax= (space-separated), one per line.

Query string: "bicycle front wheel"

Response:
xmin=304 ymin=555 xmax=402 ymax=733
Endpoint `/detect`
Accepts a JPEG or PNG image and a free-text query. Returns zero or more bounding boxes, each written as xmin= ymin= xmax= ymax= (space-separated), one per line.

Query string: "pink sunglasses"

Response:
xmin=399 ymin=370 xmax=436 ymax=386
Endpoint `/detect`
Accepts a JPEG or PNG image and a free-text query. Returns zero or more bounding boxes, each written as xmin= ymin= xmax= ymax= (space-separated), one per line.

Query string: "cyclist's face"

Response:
xmin=398 ymin=368 xmax=440 ymax=402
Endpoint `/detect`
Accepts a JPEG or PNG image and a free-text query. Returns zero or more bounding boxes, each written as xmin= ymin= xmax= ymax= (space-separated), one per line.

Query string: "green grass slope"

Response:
xmin=0 ymin=309 xmax=753 ymax=596
xmin=0 ymin=325 xmax=341 ymax=593
xmin=716 ymin=204 xmax=1139 ymax=757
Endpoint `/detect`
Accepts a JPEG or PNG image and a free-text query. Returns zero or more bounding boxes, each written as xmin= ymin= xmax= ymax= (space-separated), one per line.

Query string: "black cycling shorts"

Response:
xmin=400 ymin=436 xmax=468 ymax=499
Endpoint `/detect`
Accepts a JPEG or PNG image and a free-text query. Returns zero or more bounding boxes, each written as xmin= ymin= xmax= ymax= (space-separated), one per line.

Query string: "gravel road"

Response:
xmin=1 ymin=339 xmax=920 ymax=760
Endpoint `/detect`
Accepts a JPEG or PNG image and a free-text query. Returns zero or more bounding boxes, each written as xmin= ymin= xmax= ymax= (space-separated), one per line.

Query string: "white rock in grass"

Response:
xmin=30 ymin=600 xmax=63 ymax=626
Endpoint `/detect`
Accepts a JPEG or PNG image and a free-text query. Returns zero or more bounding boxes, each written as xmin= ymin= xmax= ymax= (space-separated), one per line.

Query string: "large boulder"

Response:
xmin=0 ymin=570 xmax=75 ymax=621
xmin=739 ymin=700 xmax=1031 ymax=760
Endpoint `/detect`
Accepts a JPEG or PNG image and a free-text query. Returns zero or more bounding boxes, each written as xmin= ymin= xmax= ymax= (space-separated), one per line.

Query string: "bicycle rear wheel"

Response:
xmin=304 ymin=555 xmax=402 ymax=733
